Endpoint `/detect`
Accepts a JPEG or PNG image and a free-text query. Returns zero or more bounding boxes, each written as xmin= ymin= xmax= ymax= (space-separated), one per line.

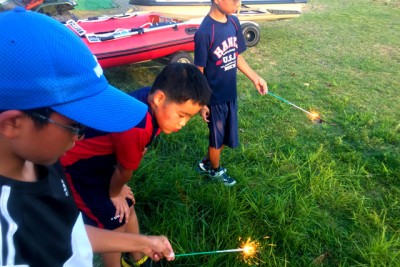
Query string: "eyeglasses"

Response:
xmin=31 ymin=113 xmax=87 ymax=138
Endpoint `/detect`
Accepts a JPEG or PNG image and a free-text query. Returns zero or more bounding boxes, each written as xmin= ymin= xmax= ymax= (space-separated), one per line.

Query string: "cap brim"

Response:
xmin=52 ymin=85 xmax=147 ymax=132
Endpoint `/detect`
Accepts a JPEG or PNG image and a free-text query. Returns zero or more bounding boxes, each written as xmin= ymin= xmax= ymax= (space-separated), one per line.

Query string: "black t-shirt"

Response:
xmin=0 ymin=163 xmax=92 ymax=267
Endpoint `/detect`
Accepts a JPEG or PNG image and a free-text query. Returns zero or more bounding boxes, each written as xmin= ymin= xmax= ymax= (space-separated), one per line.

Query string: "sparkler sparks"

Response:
xmin=310 ymin=112 xmax=320 ymax=119
xmin=309 ymin=111 xmax=322 ymax=123
xmin=239 ymin=237 xmax=260 ymax=265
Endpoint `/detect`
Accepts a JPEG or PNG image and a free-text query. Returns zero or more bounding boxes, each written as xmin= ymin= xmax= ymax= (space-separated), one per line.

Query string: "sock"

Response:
xmin=213 ymin=166 xmax=221 ymax=172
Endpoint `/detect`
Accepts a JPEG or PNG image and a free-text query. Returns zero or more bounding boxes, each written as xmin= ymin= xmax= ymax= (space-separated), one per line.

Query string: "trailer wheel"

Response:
xmin=241 ymin=23 xmax=260 ymax=47
xmin=169 ymin=52 xmax=194 ymax=64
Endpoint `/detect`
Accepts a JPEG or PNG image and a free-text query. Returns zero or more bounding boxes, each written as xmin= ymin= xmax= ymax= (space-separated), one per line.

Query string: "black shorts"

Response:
xmin=80 ymin=190 xmax=134 ymax=230
xmin=66 ymin=173 xmax=133 ymax=230
xmin=208 ymin=99 xmax=239 ymax=149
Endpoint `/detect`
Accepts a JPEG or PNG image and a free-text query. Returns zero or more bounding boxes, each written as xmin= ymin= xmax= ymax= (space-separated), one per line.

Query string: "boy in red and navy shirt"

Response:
xmin=61 ymin=63 xmax=211 ymax=267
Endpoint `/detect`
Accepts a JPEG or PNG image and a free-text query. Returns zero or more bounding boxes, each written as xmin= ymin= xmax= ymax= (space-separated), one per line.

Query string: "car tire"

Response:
xmin=241 ymin=23 xmax=261 ymax=47
xmin=168 ymin=51 xmax=194 ymax=64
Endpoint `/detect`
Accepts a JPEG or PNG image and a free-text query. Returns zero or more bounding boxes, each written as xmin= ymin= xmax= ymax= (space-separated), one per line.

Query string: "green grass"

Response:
xmin=99 ymin=0 xmax=400 ymax=266
xmin=75 ymin=0 xmax=116 ymax=10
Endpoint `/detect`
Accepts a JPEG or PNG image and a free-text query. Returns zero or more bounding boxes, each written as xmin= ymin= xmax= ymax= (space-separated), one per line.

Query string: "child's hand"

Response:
xmin=200 ymin=106 xmax=210 ymax=122
xmin=254 ymin=76 xmax=268 ymax=95
xmin=122 ymin=184 xmax=136 ymax=204
xmin=110 ymin=185 xmax=135 ymax=223
xmin=144 ymin=235 xmax=175 ymax=262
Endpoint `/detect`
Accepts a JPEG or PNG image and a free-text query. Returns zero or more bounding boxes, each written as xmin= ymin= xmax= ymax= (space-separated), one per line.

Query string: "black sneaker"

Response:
xmin=196 ymin=157 xmax=226 ymax=175
xmin=208 ymin=169 xmax=236 ymax=186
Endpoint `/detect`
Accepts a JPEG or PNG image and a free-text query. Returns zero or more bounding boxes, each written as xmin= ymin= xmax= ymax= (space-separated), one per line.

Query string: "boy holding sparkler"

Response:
xmin=60 ymin=63 xmax=211 ymax=267
xmin=194 ymin=0 xmax=268 ymax=185
xmin=0 ymin=8 xmax=174 ymax=267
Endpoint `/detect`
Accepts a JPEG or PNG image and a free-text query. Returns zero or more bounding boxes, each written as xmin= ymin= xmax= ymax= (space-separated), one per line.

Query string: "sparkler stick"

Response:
xmin=175 ymin=248 xmax=245 ymax=257
xmin=268 ymin=92 xmax=324 ymax=123
xmin=268 ymin=92 xmax=314 ymax=116
xmin=176 ymin=237 xmax=259 ymax=259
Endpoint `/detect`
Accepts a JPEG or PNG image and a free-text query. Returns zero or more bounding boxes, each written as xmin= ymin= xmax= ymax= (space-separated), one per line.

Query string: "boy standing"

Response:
xmin=194 ymin=0 xmax=268 ymax=186
xmin=61 ymin=63 xmax=211 ymax=267
xmin=0 ymin=8 xmax=174 ymax=267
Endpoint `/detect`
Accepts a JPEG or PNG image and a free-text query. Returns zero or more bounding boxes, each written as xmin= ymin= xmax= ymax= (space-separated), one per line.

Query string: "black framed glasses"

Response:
xmin=31 ymin=113 xmax=87 ymax=138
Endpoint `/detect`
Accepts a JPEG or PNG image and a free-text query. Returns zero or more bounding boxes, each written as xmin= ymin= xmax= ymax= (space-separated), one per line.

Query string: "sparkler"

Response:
xmin=239 ymin=237 xmax=261 ymax=265
xmin=175 ymin=248 xmax=246 ymax=257
xmin=268 ymin=92 xmax=324 ymax=123
xmin=175 ymin=237 xmax=261 ymax=265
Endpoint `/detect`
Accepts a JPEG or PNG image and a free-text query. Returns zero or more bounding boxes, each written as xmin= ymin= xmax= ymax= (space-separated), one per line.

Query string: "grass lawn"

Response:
xmin=100 ymin=0 xmax=400 ymax=265
xmin=74 ymin=0 xmax=116 ymax=10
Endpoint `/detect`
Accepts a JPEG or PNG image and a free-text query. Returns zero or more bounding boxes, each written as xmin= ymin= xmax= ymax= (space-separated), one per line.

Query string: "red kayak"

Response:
xmin=66 ymin=12 xmax=200 ymax=68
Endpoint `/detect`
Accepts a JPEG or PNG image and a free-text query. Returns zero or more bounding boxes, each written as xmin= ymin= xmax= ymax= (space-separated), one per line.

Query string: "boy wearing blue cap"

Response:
xmin=61 ymin=62 xmax=211 ymax=267
xmin=0 ymin=8 xmax=174 ymax=267
xmin=194 ymin=0 xmax=268 ymax=186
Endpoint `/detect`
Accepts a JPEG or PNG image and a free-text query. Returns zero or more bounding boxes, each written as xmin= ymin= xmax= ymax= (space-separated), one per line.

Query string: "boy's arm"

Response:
xmin=109 ymin=163 xmax=135 ymax=223
xmin=237 ymin=54 xmax=268 ymax=95
xmin=109 ymin=128 xmax=147 ymax=223
xmin=85 ymin=225 xmax=175 ymax=261
xmin=196 ymin=66 xmax=210 ymax=122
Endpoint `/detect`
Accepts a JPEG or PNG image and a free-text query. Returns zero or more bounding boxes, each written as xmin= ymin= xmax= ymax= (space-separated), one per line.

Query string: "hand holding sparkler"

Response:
xmin=144 ymin=235 xmax=175 ymax=262
xmin=255 ymin=76 xmax=268 ymax=95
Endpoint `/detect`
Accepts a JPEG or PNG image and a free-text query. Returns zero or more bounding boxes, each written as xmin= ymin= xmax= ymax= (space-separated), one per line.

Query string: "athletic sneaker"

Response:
xmin=121 ymin=254 xmax=162 ymax=267
xmin=196 ymin=157 xmax=234 ymax=186
xmin=197 ymin=157 xmax=227 ymax=175
xmin=208 ymin=168 xmax=237 ymax=186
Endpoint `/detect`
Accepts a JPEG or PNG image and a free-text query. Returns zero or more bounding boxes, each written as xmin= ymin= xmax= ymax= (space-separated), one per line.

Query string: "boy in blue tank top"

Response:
xmin=194 ymin=0 xmax=268 ymax=186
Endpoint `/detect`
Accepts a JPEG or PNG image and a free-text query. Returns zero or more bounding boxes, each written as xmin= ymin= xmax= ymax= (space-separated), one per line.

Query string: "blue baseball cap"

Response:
xmin=0 ymin=7 xmax=147 ymax=132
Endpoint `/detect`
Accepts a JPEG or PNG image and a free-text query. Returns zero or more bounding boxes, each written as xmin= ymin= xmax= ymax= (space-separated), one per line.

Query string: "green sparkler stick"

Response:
xmin=268 ymin=91 xmax=330 ymax=124
xmin=175 ymin=248 xmax=245 ymax=257
xmin=268 ymin=92 xmax=314 ymax=116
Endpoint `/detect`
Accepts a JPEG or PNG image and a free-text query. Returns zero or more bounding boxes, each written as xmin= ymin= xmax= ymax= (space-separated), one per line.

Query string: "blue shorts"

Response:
xmin=208 ymin=99 xmax=239 ymax=149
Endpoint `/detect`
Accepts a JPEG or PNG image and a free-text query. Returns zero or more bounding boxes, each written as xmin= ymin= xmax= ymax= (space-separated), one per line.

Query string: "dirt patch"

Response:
xmin=373 ymin=44 xmax=400 ymax=59
xmin=108 ymin=0 xmax=132 ymax=13
xmin=302 ymin=2 xmax=328 ymax=14
xmin=372 ymin=0 xmax=400 ymax=8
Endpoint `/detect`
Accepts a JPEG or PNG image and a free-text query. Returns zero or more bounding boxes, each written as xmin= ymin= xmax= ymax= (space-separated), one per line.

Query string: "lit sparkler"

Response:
xmin=175 ymin=237 xmax=260 ymax=265
xmin=268 ymin=92 xmax=324 ymax=123
xmin=309 ymin=110 xmax=323 ymax=123
xmin=175 ymin=248 xmax=246 ymax=257
xmin=239 ymin=237 xmax=261 ymax=265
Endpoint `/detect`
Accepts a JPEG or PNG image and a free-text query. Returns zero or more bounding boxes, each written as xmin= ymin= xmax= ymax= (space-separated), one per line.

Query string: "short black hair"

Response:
xmin=150 ymin=63 xmax=211 ymax=106
xmin=24 ymin=108 xmax=54 ymax=128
